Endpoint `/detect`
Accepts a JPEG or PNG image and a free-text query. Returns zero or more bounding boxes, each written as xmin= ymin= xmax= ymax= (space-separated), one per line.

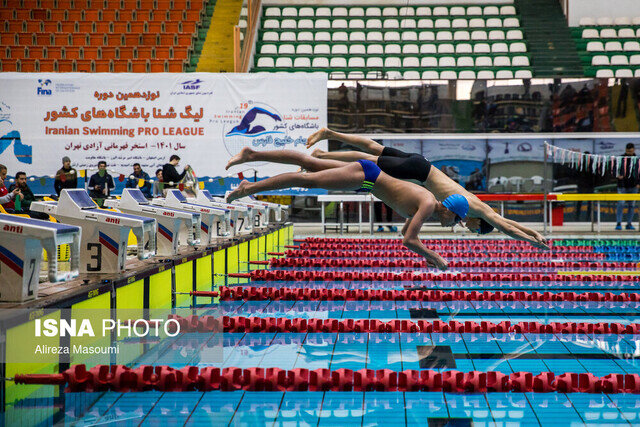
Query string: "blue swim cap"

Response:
xmin=442 ymin=194 xmax=469 ymax=221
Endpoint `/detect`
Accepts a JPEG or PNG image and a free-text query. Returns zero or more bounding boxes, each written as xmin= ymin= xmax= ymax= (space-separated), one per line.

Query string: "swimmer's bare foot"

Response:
xmin=226 ymin=147 xmax=254 ymax=170
xmin=311 ymin=148 xmax=326 ymax=158
xmin=306 ymin=127 xmax=330 ymax=149
xmin=226 ymin=180 xmax=251 ymax=203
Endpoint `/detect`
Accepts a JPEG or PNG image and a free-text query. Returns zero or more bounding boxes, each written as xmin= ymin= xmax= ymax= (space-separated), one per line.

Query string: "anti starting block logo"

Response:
xmin=37 ymin=79 xmax=52 ymax=96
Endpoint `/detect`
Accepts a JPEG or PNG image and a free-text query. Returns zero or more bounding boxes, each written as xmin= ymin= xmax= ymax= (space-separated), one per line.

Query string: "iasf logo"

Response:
xmin=37 ymin=79 xmax=52 ymax=96
xmin=180 ymin=79 xmax=203 ymax=90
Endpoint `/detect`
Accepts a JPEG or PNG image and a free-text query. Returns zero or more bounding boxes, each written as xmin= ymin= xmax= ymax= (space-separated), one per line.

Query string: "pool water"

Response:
xmin=8 ymin=238 xmax=640 ymax=426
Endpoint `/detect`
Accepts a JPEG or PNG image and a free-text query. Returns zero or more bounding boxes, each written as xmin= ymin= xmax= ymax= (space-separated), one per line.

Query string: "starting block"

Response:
xmin=0 ymin=214 xmax=81 ymax=302
xmin=219 ymin=192 xmax=269 ymax=229
xmin=191 ymin=190 xmax=253 ymax=237
xmin=31 ymin=189 xmax=156 ymax=274
xmin=152 ymin=190 xmax=231 ymax=244
xmin=104 ymin=189 xmax=201 ymax=256
xmin=240 ymin=195 xmax=285 ymax=223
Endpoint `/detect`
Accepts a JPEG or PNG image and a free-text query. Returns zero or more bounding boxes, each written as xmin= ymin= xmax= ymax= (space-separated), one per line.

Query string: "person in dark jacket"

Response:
xmin=6 ymin=171 xmax=48 ymax=219
xmin=125 ymin=163 xmax=152 ymax=198
xmin=162 ymin=154 xmax=190 ymax=189
xmin=54 ymin=156 xmax=77 ymax=196
xmin=616 ymin=143 xmax=639 ymax=230
xmin=88 ymin=161 xmax=115 ymax=206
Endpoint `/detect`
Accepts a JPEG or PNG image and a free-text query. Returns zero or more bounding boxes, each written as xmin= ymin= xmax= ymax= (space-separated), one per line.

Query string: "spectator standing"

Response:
xmin=616 ymin=143 xmax=639 ymax=230
xmin=88 ymin=161 xmax=115 ymax=206
xmin=575 ymin=152 xmax=597 ymax=221
xmin=125 ymin=163 xmax=152 ymax=198
xmin=54 ymin=156 xmax=77 ymax=196
xmin=162 ymin=154 xmax=189 ymax=189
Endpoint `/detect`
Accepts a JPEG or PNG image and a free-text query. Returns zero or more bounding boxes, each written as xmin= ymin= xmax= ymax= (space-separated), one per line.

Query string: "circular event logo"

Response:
xmin=222 ymin=103 xmax=285 ymax=162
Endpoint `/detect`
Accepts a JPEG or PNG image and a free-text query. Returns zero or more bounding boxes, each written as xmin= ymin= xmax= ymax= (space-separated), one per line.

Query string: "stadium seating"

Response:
xmin=251 ymin=3 xmax=533 ymax=79
xmin=0 ymin=0 xmax=209 ymax=72
xmin=572 ymin=17 xmax=640 ymax=77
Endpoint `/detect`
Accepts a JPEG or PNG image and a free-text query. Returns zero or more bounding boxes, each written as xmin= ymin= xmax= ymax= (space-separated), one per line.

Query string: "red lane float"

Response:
xmin=293 ymin=243 xmax=595 ymax=252
xmin=13 ymin=364 xmax=640 ymax=393
xmin=237 ymin=270 xmax=637 ymax=283
xmin=218 ymin=286 xmax=640 ymax=302
xmin=283 ymin=249 xmax=606 ymax=260
xmin=157 ymin=314 xmax=640 ymax=335
xmin=267 ymin=257 xmax=632 ymax=269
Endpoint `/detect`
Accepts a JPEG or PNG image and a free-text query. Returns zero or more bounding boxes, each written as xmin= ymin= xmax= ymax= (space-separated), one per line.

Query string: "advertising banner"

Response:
xmin=0 ymin=73 xmax=328 ymax=195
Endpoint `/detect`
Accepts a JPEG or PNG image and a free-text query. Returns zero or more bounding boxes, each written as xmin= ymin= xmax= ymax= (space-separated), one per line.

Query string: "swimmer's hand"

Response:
xmin=533 ymin=235 xmax=550 ymax=251
xmin=306 ymin=127 xmax=330 ymax=149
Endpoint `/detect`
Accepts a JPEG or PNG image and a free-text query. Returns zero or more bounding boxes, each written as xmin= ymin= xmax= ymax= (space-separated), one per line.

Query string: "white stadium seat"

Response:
xmin=500 ymin=6 xmax=516 ymax=15
xmin=275 ymin=57 xmax=292 ymax=68
xmin=512 ymin=56 xmax=530 ymax=66
xmin=382 ymin=7 xmax=398 ymax=16
xmin=440 ymin=70 xmax=458 ymax=79
xmin=349 ymin=7 xmax=364 ymax=17
xmin=595 ymin=69 xmax=614 ymax=77
xmin=314 ymin=44 xmax=330 ymax=54
xmin=422 ymin=70 xmax=439 ymax=79
xmin=312 ymin=57 xmax=329 ymax=68
xmin=264 ymin=7 xmax=280 ymax=17
xmin=349 ymin=44 xmax=366 ymax=55
xmin=278 ymin=44 xmax=295 ymax=54
xmin=416 ymin=7 xmax=431 ymax=16
xmin=467 ymin=7 xmax=482 ymax=16
xmin=586 ymin=41 xmax=604 ymax=52
xmin=433 ymin=6 xmax=448 ymax=16
xmin=366 ymin=57 xmax=383 ymax=67
xmin=293 ymin=57 xmax=310 ymax=68
xmin=316 ymin=7 xmax=331 ymax=17
xmin=476 ymin=56 xmax=493 ymax=67
xmin=402 ymin=57 xmax=420 ymax=67
xmin=365 ymin=7 xmax=381 ymax=17
xmin=404 ymin=70 xmax=421 ymax=79
xmin=451 ymin=7 xmax=465 ymax=16
xmin=493 ymin=56 xmax=511 ymax=67
xmin=496 ymin=70 xmax=513 ymax=79
xmin=329 ymin=57 xmax=347 ymax=68
xmin=477 ymin=70 xmax=495 ymax=79
xmin=399 ymin=7 xmax=415 ymax=16
xmin=260 ymin=44 xmax=277 ymax=54
xmin=332 ymin=7 xmax=348 ymax=16
xmin=299 ymin=7 xmax=314 ymax=17
xmin=596 ymin=17 xmax=613 ymax=26
xmin=484 ymin=6 xmax=500 ymax=15
xmin=348 ymin=57 xmax=365 ymax=68
xmin=282 ymin=7 xmax=297 ymax=17
xmin=615 ymin=69 xmax=633 ymax=78
xmin=420 ymin=44 xmax=437 ymax=54
xmin=367 ymin=44 xmax=383 ymax=54
xmin=384 ymin=57 xmax=401 ymax=67
xmin=403 ymin=44 xmax=419 ymax=54
xmin=581 ymin=29 xmax=599 ymax=39
xmin=474 ymin=43 xmax=491 ymax=53
xmin=257 ymin=57 xmax=274 ymax=67
xmin=611 ymin=55 xmax=629 ymax=65
xmin=385 ymin=44 xmax=401 ymax=54
xmin=515 ymin=70 xmax=533 ymax=78
xmin=459 ymin=70 xmax=476 ymax=79
xmin=296 ymin=44 xmax=312 ymax=55
xmin=421 ymin=57 xmax=438 ymax=67
xmin=457 ymin=56 xmax=474 ymax=67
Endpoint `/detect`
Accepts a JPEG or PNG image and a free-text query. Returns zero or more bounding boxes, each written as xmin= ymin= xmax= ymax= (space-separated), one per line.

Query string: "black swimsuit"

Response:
xmin=376 ymin=147 xmax=432 ymax=183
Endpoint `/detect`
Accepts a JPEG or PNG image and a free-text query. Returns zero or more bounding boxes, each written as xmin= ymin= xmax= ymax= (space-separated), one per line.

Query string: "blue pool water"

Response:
xmin=8 ymin=238 xmax=640 ymax=426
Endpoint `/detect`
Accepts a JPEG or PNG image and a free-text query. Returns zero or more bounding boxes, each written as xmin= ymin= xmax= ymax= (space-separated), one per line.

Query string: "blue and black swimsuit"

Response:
xmin=356 ymin=159 xmax=381 ymax=193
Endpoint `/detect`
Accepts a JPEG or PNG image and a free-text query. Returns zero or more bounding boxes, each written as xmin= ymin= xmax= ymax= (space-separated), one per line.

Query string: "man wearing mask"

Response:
xmin=125 ymin=163 xmax=152 ymax=198
xmin=54 ymin=156 xmax=77 ymax=196
xmin=88 ymin=161 xmax=115 ymax=206
xmin=0 ymin=164 xmax=21 ymax=210
xmin=162 ymin=154 xmax=190 ymax=189
xmin=616 ymin=143 xmax=640 ymax=230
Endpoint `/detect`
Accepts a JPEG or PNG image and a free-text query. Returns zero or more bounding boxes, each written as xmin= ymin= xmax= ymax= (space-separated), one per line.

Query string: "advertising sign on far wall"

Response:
xmin=0 ymin=73 xmax=327 ymax=195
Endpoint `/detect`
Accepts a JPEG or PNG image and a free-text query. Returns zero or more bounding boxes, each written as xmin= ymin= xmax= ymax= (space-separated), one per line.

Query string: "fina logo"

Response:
xmin=180 ymin=79 xmax=203 ymax=90
xmin=37 ymin=79 xmax=52 ymax=96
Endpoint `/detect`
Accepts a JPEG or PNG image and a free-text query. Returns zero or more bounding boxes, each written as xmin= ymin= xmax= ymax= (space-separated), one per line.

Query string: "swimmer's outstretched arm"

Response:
xmin=402 ymin=209 xmax=448 ymax=271
xmin=501 ymin=217 xmax=548 ymax=248
xmin=307 ymin=128 xmax=385 ymax=156
xmin=481 ymin=208 xmax=550 ymax=250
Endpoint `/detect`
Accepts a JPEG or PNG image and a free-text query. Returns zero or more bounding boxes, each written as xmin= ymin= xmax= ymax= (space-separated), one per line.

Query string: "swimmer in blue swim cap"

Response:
xmin=226 ymin=148 xmax=473 ymax=271
xmin=307 ymin=128 xmax=550 ymax=250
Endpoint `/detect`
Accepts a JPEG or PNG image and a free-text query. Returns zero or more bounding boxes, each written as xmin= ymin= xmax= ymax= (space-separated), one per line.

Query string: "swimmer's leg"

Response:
xmin=227 ymin=162 xmax=364 ymax=202
xmin=311 ymin=148 xmax=378 ymax=163
xmin=226 ymin=147 xmax=346 ymax=171
xmin=307 ymin=128 xmax=385 ymax=155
